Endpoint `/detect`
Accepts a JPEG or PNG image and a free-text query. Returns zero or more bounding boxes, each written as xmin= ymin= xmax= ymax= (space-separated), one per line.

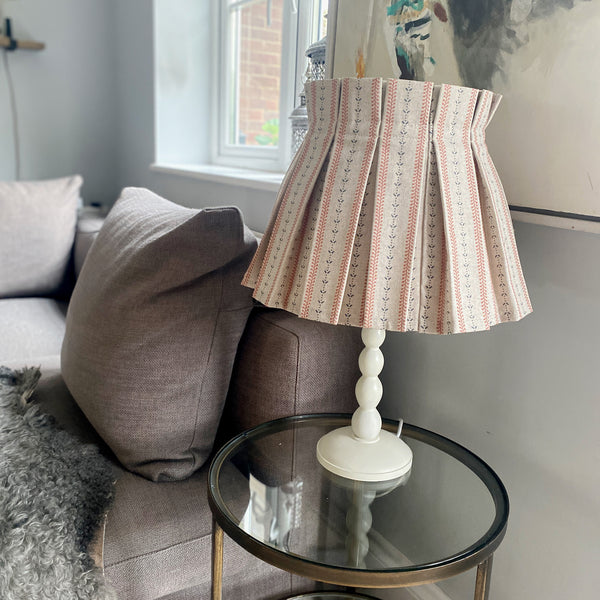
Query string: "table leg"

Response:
xmin=474 ymin=555 xmax=493 ymax=600
xmin=212 ymin=519 xmax=224 ymax=600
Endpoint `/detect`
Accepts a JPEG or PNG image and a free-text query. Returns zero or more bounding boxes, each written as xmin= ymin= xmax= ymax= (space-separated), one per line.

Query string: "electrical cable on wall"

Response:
xmin=0 ymin=16 xmax=45 ymax=180
xmin=2 ymin=45 xmax=21 ymax=179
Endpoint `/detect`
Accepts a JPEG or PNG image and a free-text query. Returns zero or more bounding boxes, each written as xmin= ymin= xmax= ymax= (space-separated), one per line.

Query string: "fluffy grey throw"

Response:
xmin=0 ymin=367 xmax=116 ymax=599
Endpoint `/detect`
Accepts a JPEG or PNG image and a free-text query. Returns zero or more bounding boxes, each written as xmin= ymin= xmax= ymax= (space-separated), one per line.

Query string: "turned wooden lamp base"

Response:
xmin=316 ymin=328 xmax=413 ymax=482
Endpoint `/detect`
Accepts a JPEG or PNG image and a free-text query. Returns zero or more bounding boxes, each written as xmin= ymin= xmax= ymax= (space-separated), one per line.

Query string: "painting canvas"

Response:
xmin=331 ymin=0 xmax=600 ymax=220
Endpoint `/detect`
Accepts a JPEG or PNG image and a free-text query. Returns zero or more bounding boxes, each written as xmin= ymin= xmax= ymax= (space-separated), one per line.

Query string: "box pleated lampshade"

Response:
xmin=243 ymin=77 xmax=532 ymax=334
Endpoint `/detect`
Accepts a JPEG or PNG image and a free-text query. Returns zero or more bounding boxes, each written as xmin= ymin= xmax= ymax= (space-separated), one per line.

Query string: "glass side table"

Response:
xmin=208 ymin=415 xmax=508 ymax=600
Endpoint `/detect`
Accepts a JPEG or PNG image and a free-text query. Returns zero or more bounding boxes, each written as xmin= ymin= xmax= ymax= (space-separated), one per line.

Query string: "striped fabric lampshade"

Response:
xmin=243 ymin=78 xmax=532 ymax=482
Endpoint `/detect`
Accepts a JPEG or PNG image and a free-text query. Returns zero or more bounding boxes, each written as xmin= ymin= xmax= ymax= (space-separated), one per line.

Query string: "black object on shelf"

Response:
xmin=4 ymin=18 xmax=17 ymax=51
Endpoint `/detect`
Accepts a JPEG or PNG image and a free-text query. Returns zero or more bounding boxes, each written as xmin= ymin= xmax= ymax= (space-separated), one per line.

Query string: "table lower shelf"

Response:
xmin=288 ymin=592 xmax=377 ymax=600
xmin=289 ymin=593 xmax=378 ymax=600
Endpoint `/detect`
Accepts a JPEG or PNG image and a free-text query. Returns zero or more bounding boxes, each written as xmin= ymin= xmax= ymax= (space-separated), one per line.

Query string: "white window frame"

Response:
xmin=212 ymin=0 xmax=321 ymax=173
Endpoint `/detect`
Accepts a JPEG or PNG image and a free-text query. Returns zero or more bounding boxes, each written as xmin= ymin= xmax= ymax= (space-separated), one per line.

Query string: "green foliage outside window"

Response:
xmin=255 ymin=118 xmax=279 ymax=146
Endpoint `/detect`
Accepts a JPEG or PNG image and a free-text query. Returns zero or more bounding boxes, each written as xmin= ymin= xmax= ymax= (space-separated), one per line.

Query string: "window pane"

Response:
xmin=227 ymin=0 xmax=284 ymax=148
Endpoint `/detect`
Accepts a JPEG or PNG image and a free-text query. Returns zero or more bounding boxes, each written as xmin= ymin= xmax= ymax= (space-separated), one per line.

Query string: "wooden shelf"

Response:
xmin=0 ymin=35 xmax=45 ymax=51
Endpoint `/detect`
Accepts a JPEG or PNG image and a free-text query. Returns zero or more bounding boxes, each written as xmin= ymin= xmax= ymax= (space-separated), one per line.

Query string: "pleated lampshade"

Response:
xmin=243 ymin=77 xmax=532 ymax=482
xmin=243 ymin=77 xmax=532 ymax=334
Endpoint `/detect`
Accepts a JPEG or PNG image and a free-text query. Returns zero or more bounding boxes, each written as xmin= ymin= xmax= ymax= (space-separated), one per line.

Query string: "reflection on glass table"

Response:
xmin=208 ymin=414 xmax=508 ymax=599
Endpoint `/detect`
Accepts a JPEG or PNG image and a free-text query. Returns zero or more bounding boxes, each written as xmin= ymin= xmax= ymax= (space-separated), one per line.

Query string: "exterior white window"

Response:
xmin=215 ymin=0 xmax=328 ymax=172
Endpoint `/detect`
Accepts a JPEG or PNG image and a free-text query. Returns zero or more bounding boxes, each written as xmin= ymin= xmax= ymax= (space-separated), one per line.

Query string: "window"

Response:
xmin=216 ymin=0 xmax=328 ymax=172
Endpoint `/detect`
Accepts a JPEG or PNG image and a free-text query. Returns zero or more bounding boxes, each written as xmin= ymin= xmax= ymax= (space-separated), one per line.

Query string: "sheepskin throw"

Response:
xmin=0 ymin=367 xmax=116 ymax=600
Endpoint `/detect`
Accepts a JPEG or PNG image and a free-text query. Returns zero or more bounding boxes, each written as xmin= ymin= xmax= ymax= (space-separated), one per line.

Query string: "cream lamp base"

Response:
xmin=316 ymin=426 xmax=412 ymax=481
xmin=316 ymin=328 xmax=413 ymax=482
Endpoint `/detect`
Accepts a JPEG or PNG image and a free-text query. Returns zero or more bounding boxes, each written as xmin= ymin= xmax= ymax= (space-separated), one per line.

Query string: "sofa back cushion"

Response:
xmin=0 ymin=175 xmax=82 ymax=298
xmin=61 ymin=188 xmax=257 ymax=481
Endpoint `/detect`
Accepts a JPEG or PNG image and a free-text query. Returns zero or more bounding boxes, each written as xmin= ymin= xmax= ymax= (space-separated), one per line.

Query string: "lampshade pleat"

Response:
xmin=471 ymin=90 xmax=533 ymax=324
xmin=299 ymin=78 xmax=382 ymax=324
xmin=363 ymin=79 xmax=434 ymax=332
xmin=243 ymin=78 xmax=532 ymax=334
xmin=434 ymin=84 xmax=494 ymax=332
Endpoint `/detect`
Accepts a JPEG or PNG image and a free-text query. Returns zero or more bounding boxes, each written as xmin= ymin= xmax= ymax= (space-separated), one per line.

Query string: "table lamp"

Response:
xmin=243 ymin=77 xmax=532 ymax=482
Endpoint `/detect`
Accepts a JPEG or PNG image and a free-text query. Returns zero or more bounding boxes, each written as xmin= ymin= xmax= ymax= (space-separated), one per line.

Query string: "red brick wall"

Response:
xmin=238 ymin=0 xmax=283 ymax=146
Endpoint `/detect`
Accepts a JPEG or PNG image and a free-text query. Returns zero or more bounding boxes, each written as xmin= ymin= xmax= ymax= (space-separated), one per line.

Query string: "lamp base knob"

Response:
xmin=316 ymin=426 xmax=412 ymax=482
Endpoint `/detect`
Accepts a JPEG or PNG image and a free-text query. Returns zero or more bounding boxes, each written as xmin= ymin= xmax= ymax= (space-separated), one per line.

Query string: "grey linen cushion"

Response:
xmin=0 ymin=175 xmax=82 ymax=298
xmin=61 ymin=187 xmax=257 ymax=481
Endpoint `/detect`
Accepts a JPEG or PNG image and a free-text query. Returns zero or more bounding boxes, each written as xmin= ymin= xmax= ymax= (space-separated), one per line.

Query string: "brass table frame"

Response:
xmin=209 ymin=415 xmax=508 ymax=600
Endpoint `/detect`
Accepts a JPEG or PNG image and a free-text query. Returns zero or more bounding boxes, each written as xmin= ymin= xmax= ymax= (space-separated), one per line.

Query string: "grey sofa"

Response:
xmin=0 ymin=184 xmax=361 ymax=599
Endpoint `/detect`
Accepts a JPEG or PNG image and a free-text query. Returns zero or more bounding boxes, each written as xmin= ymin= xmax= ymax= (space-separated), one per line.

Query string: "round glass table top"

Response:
xmin=208 ymin=415 xmax=508 ymax=587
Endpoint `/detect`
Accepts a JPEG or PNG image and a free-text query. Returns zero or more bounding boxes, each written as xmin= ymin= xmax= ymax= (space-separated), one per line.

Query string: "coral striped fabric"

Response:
xmin=243 ymin=78 xmax=532 ymax=334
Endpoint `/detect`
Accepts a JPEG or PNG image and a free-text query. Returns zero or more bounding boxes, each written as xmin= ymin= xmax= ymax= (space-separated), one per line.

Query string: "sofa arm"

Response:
xmin=218 ymin=307 xmax=362 ymax=444
xmin=74 ymin=214 xmax=104 ymax=278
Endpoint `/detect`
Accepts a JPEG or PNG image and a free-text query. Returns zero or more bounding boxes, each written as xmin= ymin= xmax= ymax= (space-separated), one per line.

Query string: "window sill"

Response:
xmin=150 ymin=163 xmax=284 ymax=193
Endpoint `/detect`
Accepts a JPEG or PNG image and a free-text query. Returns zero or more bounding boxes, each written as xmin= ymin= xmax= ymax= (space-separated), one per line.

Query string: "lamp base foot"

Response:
xmin=316 ymin=426 xmax=412 ymax=482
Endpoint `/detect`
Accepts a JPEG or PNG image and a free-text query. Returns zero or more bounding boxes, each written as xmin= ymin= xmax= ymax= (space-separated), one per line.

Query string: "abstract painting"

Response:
xmin=331 ymin=0 xmax=600 ymax=220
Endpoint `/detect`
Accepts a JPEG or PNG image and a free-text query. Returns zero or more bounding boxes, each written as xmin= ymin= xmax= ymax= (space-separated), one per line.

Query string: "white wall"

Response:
xmin=154 ymin=0 xmax=212 ymax=166
xmin=0 ymin=0 xmax=119 ymax=205
xmin=112 ymin=0 xmax=154 ymax=197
